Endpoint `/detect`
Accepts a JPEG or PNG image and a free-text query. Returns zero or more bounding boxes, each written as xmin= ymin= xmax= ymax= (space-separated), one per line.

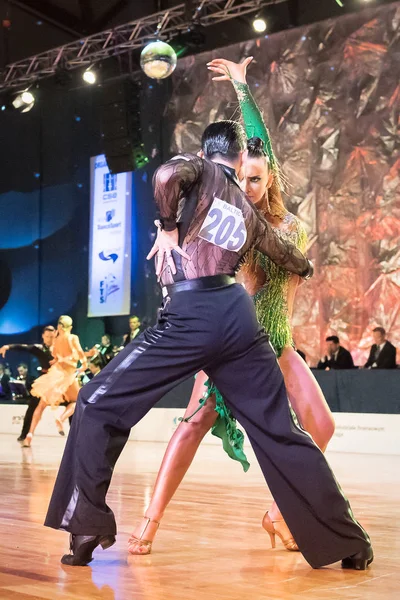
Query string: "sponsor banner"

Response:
xmin=88 ymin=154 xmax=132 ymax=317
xmin=1 ymin=406 xmax=399 ymax=455
xmin=0 ymin=404 xmax=72 ymax=437
xmin=328 ymin=412 xmax=400 ymax=455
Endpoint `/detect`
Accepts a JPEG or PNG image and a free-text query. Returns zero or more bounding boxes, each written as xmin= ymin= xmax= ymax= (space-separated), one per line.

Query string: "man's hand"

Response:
xmin=0 ymin=345 xmax=9 ymax=358
xmin=206 ymin=56 xmax=253 ymax=84
xmin=147 ymin=223 xmax=190 ymax=279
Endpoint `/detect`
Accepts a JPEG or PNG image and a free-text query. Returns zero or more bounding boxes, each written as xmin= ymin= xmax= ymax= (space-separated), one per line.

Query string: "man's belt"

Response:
xmin=162 ymin=274 xmax=236 ymax=298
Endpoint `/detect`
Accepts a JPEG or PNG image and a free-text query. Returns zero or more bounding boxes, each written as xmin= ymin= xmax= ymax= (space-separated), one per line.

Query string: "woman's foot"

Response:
xmin=22 ymin=433 xmax=33 ymax=448
xmin=55 ymin=419 xmax=65 ymax=436
xmin=128 ymin=516 xmax=160 ymax=555
xmin=262 ymin=511 xmax=299 ymax=552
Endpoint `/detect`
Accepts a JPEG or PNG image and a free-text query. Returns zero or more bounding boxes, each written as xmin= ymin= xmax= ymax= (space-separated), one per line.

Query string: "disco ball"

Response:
xmin=140 ymin=41 xmax=177 ymax=80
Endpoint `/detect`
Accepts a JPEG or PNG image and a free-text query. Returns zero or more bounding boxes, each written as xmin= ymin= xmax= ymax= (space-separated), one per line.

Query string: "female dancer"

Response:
xmin=128 ymin=57 xmax=335 ymax=554
xmin=23 ymin=315 xmax=86 ymax=447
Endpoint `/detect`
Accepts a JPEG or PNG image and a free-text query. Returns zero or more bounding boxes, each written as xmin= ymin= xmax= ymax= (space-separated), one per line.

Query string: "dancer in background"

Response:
xmin=128 ymin=56 xmax=335 ymax=556
xmin=23 ymin=316 xmax=86 ymax=447
xmin=0 ymin=325 xmax=56 ymax=442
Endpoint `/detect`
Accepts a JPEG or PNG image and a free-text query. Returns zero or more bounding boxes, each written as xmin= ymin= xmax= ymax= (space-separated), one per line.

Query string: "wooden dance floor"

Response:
xmin=0 ymin=433 xmax=399 ymax=600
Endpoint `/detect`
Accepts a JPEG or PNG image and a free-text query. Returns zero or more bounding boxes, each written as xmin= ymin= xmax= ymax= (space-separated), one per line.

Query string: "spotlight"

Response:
xmin=12 ymin=90 xmax=35 ymax=113
xmin=21 ymin=91 xmax=34 ymax=104
xmin=253 ymin=17 xmax=267 ymax=33
xmin=83 ymin=68 xmax=96 ymax=85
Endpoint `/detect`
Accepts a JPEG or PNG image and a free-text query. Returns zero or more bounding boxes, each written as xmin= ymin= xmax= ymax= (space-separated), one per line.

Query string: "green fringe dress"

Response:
xmin=184 ymin=81 xmax=307 ymax=472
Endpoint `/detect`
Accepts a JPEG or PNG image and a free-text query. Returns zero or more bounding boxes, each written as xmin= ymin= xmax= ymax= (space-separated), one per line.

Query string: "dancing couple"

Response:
xmin=44 ymin=56 xmax=373 ymax=571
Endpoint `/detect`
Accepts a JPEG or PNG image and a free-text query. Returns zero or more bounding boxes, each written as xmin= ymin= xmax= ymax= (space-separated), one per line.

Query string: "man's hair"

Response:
xmin=129 ymin=315 xmax=139 ymax=321
xmin=17 ymin=363 xmax=28 ymax=369
xmin=326 ymin=335 xmax=339 ymax=344
xmin=201 ymin=120 xmax=246 ymax=160
xmin=90 ymin=356 xmax=103 ymax=369
xmin=43 ymin=326 xmax=55 ymax=333
xmin=373 ymin=327 xmax=386 ymax=336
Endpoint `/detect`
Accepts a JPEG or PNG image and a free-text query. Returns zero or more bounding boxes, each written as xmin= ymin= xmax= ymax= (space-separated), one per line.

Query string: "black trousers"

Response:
xmin=20 ymin=396 xmax=40 ymax=439
xmin=45 ymin=283 xmax=369 ymax=568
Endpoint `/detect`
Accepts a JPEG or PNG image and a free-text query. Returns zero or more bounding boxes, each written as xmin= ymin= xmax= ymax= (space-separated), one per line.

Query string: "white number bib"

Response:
xmin=198 ymin=197 xmax=247 ymax=252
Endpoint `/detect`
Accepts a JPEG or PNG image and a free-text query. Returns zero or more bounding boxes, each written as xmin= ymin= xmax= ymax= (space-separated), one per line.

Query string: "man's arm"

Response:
xmin=0 ymin=343 xmax=44 ymax=359
xmin=364 ymin=347 xmax=375 ymax=368
xmin=254 ymin=216 xmax=313 ymax=278
xmin=152 ymin=154 xmax=203 ymax=232
xmin=317 ymin=357 xmax=328 ymax=370
xmin=343 ymin=350 xmax=354 ymax=369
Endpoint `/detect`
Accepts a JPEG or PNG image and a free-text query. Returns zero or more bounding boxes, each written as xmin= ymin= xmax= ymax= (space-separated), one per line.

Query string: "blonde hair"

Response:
xmin=58 ymin=315 xmax=73 ymax=331
xmin=261 ymin=170 xmax=286 ymax=218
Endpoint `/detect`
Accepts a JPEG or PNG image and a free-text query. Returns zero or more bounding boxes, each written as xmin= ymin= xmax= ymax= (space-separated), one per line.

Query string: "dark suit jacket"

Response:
xmin=317 ymin=346 xmax=354 ymax=370
xmin=123 ymin=326 xmax=144 ymax=347
xmin=364 ymin=341 xmax=397 ymax=369
xmin=0 ymin=374 xmax=12 ymax=401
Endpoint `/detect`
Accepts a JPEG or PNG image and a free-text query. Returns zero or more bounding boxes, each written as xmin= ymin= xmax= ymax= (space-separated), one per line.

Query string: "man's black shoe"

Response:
xmin=61 ymin=534 xmax=116 ymax=566
xmin=341 ymin=545 xmax=374 ymax=570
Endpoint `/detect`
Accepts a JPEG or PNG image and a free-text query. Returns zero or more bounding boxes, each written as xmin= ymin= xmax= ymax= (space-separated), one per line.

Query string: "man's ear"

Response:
xmin=197 ymin=150 xmax=204 ymax=158
xmin=238 ymin=149 xmax=248 ymax=172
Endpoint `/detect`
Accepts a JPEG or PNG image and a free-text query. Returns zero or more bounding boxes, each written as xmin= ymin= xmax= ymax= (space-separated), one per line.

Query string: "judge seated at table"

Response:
xmin=364 ymin=327 xmax=397 ymax=369
xmin=317 ymin=336 xmax=354 ymax=370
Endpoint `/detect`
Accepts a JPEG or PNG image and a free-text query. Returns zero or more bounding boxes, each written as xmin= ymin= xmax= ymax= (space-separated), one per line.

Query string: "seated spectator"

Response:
xmin=85 ymin=334 xmax=114 ymax=367
xmin=364 ymin=327 xmax=397 ymax=369
xmin=317 ymin=336 xmax=354 ymax=370
xmin=0 ymin=363 xmax=12 ymax=402
xmin=79 ymin=355 xmax=104 ymax=386
xmin=98 ymin=334 xmax=114 ymax=365
xmin=11 ymin=363 xmax=36 ymax=402
xmin=123 ymin=315 xmax=143 ymax=346
xmin=89 ymin=355 xmax=103 ymax=376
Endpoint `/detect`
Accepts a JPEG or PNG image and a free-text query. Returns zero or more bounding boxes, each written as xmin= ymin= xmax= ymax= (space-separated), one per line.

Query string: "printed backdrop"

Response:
xmin=164 ymin=3 xmax=400 ymax=366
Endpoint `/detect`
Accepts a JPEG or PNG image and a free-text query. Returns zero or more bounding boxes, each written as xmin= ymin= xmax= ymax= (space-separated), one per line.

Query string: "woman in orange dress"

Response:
xmin=23 ymin=315 xmax=86 ymax=447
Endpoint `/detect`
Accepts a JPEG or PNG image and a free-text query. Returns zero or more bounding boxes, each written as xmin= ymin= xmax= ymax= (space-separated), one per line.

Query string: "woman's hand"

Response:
xmin=207 ymin=56 xmax=253 ymax=84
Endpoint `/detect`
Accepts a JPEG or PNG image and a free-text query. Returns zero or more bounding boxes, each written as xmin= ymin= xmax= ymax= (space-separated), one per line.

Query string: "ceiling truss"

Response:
xmin=0 ymin=0 xmax=287 ymax=91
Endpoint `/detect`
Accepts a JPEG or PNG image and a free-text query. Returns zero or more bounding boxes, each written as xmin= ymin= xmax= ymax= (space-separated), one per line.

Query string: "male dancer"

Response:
xmin=0 ymin=326 xmax=55 ymax=441
xmin=45 ymin=121 xmax=372 ymax=570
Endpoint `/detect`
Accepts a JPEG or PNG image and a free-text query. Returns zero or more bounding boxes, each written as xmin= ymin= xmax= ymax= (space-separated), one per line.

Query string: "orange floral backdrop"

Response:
xmin=164 ymin=3 xmax=400 ymax=366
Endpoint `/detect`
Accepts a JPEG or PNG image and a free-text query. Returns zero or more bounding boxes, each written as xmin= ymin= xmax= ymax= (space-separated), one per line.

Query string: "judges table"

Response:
xmin=158 ymin=369 xmax=400 ymax=413
xmin=310 ymin=369 xmax=400 ymax=414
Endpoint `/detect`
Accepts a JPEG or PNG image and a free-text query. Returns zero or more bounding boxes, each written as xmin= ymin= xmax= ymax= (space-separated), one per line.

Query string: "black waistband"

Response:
xmin=162 ymin=274 xmax=236 ymax=297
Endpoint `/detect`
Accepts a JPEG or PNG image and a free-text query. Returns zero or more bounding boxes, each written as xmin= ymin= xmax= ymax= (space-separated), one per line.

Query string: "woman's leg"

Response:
xmin=128 ymin=372 xmax=218 ymax=554
xmin=56 ymin=381 xmax=79 ymax=433
xmin=279 ymin=347 xmax=335 ymax=451
xmin=23 ymin=399 xmax=48 ymax=446
xmin=266 ymin=346 xmax=335 ymax=543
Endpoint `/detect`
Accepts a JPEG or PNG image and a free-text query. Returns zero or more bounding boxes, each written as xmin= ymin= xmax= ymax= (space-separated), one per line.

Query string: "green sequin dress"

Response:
xmin=187 ymin=81 xmax=307 ymax=472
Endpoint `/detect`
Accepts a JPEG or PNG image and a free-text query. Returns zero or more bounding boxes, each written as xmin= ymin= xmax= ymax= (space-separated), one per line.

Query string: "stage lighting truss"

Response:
xmin=0 ymin=0 xmax=288 ymax=91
